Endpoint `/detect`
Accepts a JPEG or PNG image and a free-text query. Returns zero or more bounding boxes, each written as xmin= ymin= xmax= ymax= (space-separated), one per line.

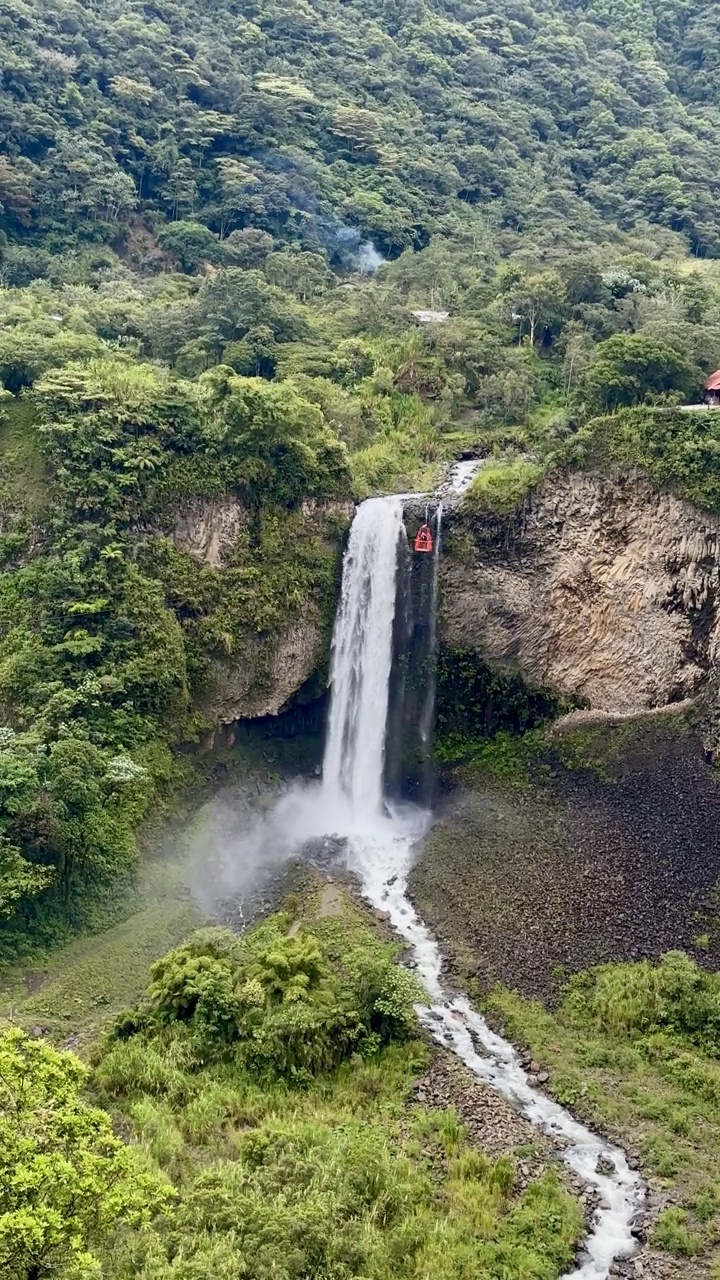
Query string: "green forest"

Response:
xmin=4 ymin=0 xmax=720 ymax=1274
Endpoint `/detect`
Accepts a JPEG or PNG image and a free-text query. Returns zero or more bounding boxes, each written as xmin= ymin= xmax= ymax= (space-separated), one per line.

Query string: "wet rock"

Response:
xmin=596 ymin=1155 xmax=616 ymax=1176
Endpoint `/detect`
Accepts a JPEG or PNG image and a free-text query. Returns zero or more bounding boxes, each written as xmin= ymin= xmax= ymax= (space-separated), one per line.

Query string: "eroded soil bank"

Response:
xmin=410 ymin=712 xmax=720 ymax=1003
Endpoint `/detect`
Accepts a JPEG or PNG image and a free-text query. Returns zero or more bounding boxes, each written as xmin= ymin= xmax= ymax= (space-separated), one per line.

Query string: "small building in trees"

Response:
xmin=704 ymin=371 xmax=720 ymax=407
xmin=410 ymin=309 xmax=450 ymax=324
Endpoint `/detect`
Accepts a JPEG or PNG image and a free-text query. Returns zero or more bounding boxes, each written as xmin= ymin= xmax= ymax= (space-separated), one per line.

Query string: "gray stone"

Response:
xmin=441 ymin=471 xmax=720 ymax=726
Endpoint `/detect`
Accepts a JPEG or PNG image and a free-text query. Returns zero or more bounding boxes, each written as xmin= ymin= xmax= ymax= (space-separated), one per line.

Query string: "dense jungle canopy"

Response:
xmin=3 ymin=0 xmax=720 ymax=936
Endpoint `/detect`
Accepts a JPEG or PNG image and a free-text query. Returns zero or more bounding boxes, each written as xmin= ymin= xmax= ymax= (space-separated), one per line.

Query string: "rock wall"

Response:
xmin=441 ymin=469 xmax=720 ymax=716
xmin=170 ymin=494 xmax=354 ymax=724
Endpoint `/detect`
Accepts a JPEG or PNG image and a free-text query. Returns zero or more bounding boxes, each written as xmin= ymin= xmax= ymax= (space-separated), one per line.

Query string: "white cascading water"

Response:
xmin=318 ymin=494 xmax=645 ymax=1280
xmin=322 ymin=497 xmax=405 ymax=812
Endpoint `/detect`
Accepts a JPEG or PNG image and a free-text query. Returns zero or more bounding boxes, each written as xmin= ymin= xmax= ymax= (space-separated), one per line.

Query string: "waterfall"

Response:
xmin=316 ymin=495 xmax=644 ymax=1280
xmin=323 ymin=496 xmax=405 ymax=814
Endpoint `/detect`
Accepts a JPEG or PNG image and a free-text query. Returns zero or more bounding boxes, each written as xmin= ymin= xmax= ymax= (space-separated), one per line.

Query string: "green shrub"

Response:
xmin=464 ymin=458 xmax=545 ymax=516
xmin=95 ymin=1039 xmax=192 ymax=1102
xmin=108 ymin=923 xmax=424 ymax=1082
xmin=651 ymin=1207 xmax=702 ymax=1256
xmin=563 ymin=950 xmax=720 ymax=1048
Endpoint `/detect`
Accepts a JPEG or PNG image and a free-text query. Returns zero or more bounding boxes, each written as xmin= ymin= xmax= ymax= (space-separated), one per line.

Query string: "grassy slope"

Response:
xmin=487 ymin=986 xmax=720 ymax=1262
xmin=0 ymin=732 xmax=322 ymax=1045
xmin=0 ymin=854 xmax=200 ymax=1048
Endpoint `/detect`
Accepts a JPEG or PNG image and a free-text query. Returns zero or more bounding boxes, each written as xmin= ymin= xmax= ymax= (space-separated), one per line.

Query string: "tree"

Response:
xmin=585 ymin=333 xmax=701 ymax=410
xmin=503 ymin=271 xmax=568 ymax=348
xmin=157 ymin=221 xmax=224 ymax=273
xmin=264 ymin=250 xmax=334 ymax=301
xmin=0 ymin=1027 xmax=169 ymax=1279
xmin=200 ymin=369 xmax=352 ymax=504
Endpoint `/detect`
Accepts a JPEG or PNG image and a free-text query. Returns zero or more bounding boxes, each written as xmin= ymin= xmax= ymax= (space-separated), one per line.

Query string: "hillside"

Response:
xmin=3 ymin=0 xmax=720 ymax=985
xmin=7 ymin=3 xmax=720 ymax=1277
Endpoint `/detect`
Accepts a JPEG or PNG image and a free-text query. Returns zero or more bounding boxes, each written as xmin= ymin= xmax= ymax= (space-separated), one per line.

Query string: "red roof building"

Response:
xmin=704 ymin=371 xmax=720 ymax=406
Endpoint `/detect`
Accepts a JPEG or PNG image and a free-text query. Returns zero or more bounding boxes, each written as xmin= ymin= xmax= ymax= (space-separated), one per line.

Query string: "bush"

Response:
xmin=109 ymin=923 xmax=424 ymax=1081
xmin=563 ymin=950 xmax=720 ymax=1049
xmin=0 ymin=1028 xmax=170 ymax=1280
xmin=464 ymin=458 xmax=545 ymax=516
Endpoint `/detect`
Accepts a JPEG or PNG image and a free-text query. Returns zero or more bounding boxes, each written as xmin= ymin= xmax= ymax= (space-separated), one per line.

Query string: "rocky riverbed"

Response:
xmin=410 ymin=711 xmax=720 ymax=1003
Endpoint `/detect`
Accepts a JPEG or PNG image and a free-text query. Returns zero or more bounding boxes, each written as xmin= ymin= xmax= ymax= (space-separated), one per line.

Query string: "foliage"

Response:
xmin=584 ymin=334 xmax=700 ymax=411
xmin=563 ymin=950 xmax=720 ymax=1052
xmin=89 ymin=910 xmax=583 ymax=1280
xmin=102 ymin=921 xmax=425 ymax=1082
xmin=582 ymin=406 xmax=720 ymax=511
xmin=0 ymin=1026 xmax=169 ymax=1280
xmin=464 ymin=459 xmax=546 ymax=516
xmin=435 ymin=652 xmax=574 ymax=763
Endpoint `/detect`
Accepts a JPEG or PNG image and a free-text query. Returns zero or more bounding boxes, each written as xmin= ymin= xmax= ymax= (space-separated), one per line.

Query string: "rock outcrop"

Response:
xmin=441 ymin=469 xmax=720 ymax=716
xmin=170 ymin=494 xmax=355 ymax=725
xmin=172 ymin=496 xmax=248 ymax=569
xmin=201 ymin=623 xmax=327 ymax=723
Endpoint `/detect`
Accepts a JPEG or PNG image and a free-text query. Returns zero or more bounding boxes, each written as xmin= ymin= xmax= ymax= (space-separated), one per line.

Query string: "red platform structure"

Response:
xmin=414 ymin=524 xmax=434 ymax=553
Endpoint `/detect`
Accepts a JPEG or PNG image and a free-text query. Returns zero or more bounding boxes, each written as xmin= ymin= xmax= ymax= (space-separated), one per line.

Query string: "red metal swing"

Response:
xmin=414 ymin=523 xmax=434 ymax=554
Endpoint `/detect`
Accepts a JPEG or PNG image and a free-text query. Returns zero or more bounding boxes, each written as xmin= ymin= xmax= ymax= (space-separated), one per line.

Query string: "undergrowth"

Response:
xmin=89 ymin=907 xmax=583 ymax=1280
xmin=484 ymin=951 xmax=720 ymax=1262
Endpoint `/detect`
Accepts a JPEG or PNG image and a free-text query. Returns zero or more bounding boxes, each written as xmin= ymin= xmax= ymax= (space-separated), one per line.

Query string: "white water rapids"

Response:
xmin=265 ymin=495 xmax=645 ymax=1277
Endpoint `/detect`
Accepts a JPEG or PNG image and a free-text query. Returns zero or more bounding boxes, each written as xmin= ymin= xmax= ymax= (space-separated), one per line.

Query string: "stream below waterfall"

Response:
xmin=243 ymin=495 xmax=647 ymax=1279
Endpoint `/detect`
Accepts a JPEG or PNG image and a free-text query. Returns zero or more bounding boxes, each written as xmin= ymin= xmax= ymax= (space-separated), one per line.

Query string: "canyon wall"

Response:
xmin=441 ymin=469 xmax=720 ymax=719
xmin=170 ymin=495 xmax=354 ymax=724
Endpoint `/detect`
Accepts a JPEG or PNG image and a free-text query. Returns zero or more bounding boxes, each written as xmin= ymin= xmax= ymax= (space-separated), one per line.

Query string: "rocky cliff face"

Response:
xmin=170 ymin=494 xmax=354 ymax=724
xmin=441 ymin=469 xmax=720 ymax=717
